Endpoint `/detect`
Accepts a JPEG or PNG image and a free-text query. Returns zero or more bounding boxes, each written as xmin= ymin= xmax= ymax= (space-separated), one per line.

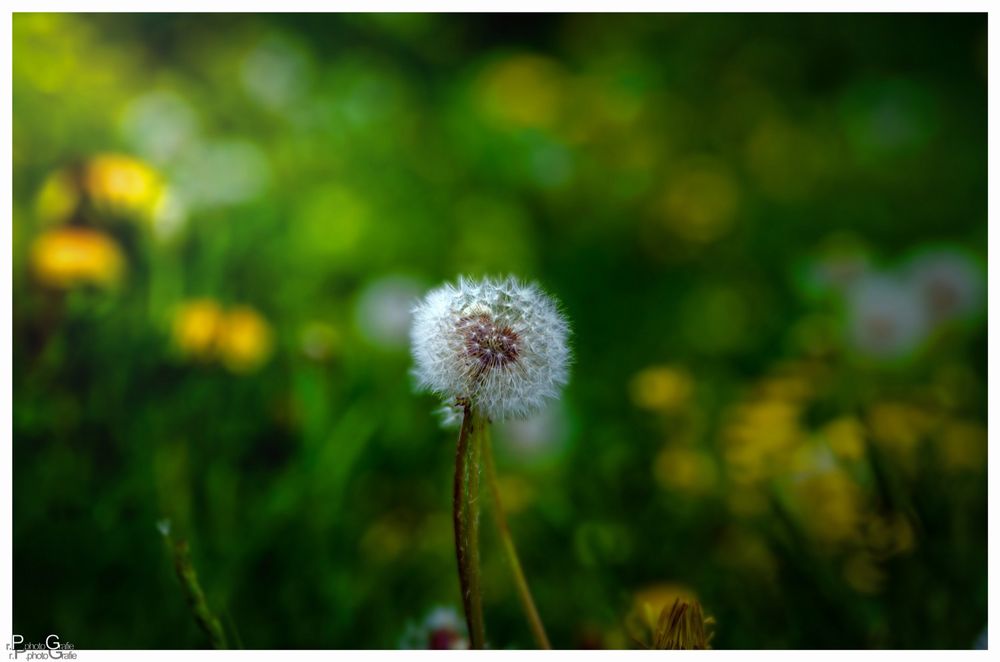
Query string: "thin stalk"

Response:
xmin=167 ymin=538 xmax=228 ymax=649
xmin=453 ymin=402 xmax=486 ymax=648
xmin=482 ymin=424 xmax=552 ymax=649
xmin=468 ymin=409 xmax=484 ymax=645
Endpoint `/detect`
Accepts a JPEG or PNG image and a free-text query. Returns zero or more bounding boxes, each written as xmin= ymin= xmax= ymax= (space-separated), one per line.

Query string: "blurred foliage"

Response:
xmin=13 ymin=13 xmax=986 ymax=649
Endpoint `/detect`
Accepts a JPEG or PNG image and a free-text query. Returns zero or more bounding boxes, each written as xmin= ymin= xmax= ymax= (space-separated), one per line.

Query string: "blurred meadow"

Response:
xmin=12 ymin=13 xmax=987 ymax=649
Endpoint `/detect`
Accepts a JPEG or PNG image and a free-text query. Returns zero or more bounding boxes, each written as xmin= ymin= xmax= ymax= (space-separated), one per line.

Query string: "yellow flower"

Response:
xmin=628 ymin=585 xmax=713 ymax=650
xmin=843 ymin=551 xmax=885 ymax=595
xmin=630 ymin=583 xmax=698 ymax=630
xmin=172 ymin=301 xmax=275 ymax=374
xmin=791 ymin=468 xmax=863 ymax=546
xmin=30 ymin=227 xmax=124 ymax=288
xmin=936 ymin=420 xmax=987 ymax=472
xmin=864 ymin=513 xmax=915 ymax=559
xmin=867 ymin=401 xmax=937 ymax=472
xmin=722 ymin=398 xmax=803 ymax=485
xmin=657 ymin=159 xmax=740 ymax=244
xmin=84 ymin=154 xmax=166 ymax=224
xmin=172 ymin=299 xmax=224 ymax=360
xmin=654 ymin=446 xmax=717 ymax=494
xmin=35 ymin=155 xmax=167 ymax=227
xmin=630 ymin=366 xmax=693 ymax=412
xmin=822 ymin=416 xmax=866 ymax=461
xmin=217 ymin=306 xmax=274 ymax=374
xmin=474 ymin=54 xmax=568 ymax=130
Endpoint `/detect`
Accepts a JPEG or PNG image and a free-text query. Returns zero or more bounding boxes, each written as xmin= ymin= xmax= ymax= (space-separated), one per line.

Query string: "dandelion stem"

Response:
xmin=453 ymin=402 xmax=486 ymax=649
xmin=166 ymin=537 xmax=228 ymax=649
xmin=482 ymin=423 xmax=551 ymax=650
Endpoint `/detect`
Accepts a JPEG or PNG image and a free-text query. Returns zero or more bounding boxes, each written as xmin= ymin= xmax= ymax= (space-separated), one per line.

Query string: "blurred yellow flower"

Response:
xmin=822 ymin=416 xmax=867 ymax=461
xmin=791 ymin=468 xmax=863 ymax=546
xmin=725 ymin=487 xmax=768 ymax=517
xmin=843 ymin=551 xmax=885 ymax=595
xmin=937 ymin=420 xmax=987 ymax=472
xmin=173 ymin=301 xmax=274 ymax=373
xmin=35 ymin=154 xmax=168 ymax=228
xmin=30 ymin=227 xmax=124 ymax=288
xmin=636 ymin=598 xmax=714 ymax=650
xmin=630 ymin=365 xmax=693 ymax=412
xmin=172 ymin=299 xmax=224 ymax=360
xmin=630 ymin=583 xmax=698 ymax=633
xmin=865 ymin=513 xmax=915 ymax=559
xmin=657 ymin=159 xmax=740 ymax=244
xmin=217 ymin=306 xmax=274 ymax=374
xmin=757 ymin=373 xmax=814 ymax=403
xmin=723 ymin=398 xmax=803 ymax=484
xmin=85 ymin=153 xmax=167 ymax=222
xmin=475 ymin=54 xmax=568 ymax=130
xmin=867 ymin=401 xmax=936 ymax=472
xmin=654 ymin=446 xmax=717 ymax=494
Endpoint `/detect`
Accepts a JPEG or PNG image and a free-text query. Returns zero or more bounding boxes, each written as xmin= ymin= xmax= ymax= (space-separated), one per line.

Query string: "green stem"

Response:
xmin=167 ymin=537 xmax=228 ymax=649
xmin=453 ymin=402 xmax=486 ymax=649
xmin=482 ymin=424 xmax=552 ymax=649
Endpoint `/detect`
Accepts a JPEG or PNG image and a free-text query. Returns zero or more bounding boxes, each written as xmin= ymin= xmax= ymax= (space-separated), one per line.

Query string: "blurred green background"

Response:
xmin=13 ymin=13 xmax=987 ymax=649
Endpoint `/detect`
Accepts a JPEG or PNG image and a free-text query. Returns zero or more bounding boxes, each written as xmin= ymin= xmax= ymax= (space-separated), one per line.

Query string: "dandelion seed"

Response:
xmin=410 ymin=276 xmax=570 ymax=421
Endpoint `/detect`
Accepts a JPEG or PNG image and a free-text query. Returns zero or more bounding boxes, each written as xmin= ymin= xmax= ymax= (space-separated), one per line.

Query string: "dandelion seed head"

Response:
xmin=904 ymin=248 xmax=984 ymax=324
xmin=411 ymin=276 xmax=570 ymax=420
xmin=846 ymin=274 xmax=927 ymax=359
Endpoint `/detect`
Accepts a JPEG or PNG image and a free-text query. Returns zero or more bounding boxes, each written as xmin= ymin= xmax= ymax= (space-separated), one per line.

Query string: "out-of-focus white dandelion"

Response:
xmin=495 ymin=401 xmax=571 ymax=464
xmin=172 ymin=139 xmax=271 ymax=209
xmin=120 ymin=90 xmax=200 ymax=165
xmin=399 ymin=606 xmax=469 ymax=650
xmin=411 ymin=276 xmax=570 ymax=421
xmin=845 ymin=274 xmax=928 ymax=359
xmin=904 ymin=248 xmax=984 ymax=325
xmin=241 ymin=34 xmax=311 ymax=112
xmin=355 ymin=275 xmax=423 ymax=350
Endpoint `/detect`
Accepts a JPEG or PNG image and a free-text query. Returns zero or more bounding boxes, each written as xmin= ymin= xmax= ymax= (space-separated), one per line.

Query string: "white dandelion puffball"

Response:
xmin=411 ymin=276 xmax=570 ymax=421
xmin=904 ymin=248 xmax=984 ymax=324
xmin=846 ymin=274 xmax=928 ymax=359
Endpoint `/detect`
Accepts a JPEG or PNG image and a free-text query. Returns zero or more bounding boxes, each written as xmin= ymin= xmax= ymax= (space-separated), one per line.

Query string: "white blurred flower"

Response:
xmin=846 ymin=274 xmax=928 ymax=359
xmin=399 ymin=606 xmax=468 ymax=650
xmin=905 ymin=248 xmax=984 ymax=325
xmin=120 ymin=90 xmax=200 ymax=165
xmin=172 ymin=139 xmax=270 ymax=209
xmin=355 ymin=275 xmax=423 ymax=349
xmin=495 ymin=401 xmax=570 ymax=463
xmin=411 ymin=276 xmax=570 ymax=421
xmin=241 ymin=35 xmax=311 ymax=111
